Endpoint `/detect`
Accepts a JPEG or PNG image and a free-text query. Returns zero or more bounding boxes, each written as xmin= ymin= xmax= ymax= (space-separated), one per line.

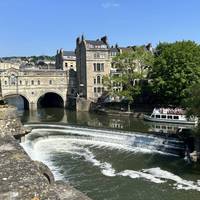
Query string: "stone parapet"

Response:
xmin=0 ymin=106 xmax=92 ymax=200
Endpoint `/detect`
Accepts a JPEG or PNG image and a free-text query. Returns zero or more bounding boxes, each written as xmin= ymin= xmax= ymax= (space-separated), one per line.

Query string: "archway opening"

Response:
xmin=5 ymin=95 xmax=29 ymax=110
xmin=37 ymin=92 xmax=64 ymax=108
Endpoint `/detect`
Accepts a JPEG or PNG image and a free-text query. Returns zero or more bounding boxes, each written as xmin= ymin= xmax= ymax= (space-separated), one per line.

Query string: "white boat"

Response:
xmin=144 ymin=108 xmax=198 ymax=125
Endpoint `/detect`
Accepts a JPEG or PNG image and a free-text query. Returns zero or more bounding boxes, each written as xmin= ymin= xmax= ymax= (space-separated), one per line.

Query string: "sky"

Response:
xmin=0 ymin=0 xmax=200 ymax=57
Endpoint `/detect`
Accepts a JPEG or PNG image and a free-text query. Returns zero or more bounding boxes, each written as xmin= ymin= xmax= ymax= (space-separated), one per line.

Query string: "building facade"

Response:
xmin=55 ymin=49 xmax=76 ymax=71
xmin=76 ymin=35 xmax=111 ymax=101
xmin=0 ymin=67 xmax=72 ymax=110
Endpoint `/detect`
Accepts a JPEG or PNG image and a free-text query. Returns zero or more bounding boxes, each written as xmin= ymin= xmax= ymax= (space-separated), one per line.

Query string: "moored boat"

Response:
xmin=144 ymin=108 xmax=198 ymax=125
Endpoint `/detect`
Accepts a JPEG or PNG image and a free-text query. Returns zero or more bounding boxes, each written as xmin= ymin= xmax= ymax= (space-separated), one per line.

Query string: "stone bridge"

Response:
xmin=0 ymin=67 xmax=76 ymax=110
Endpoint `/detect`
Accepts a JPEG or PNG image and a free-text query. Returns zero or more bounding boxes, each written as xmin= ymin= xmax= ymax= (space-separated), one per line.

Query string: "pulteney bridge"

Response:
xmin=0 ymin=67 xmax=76 ymax=110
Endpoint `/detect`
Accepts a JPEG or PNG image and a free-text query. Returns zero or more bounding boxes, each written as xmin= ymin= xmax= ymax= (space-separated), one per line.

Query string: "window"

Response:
xmin=97 ymin=63 xmax=101 ymax=71
xmin=97 ymin=87 xmax=101 ymax=93
xmin=174 ymin=116 xmax=179 ymax=120
xmin=49 ymin=80 xmax=52 ymax=85
xmin=65 ymin=63 xmax=68 ymax=67
xmin=167 ymin=115 xmax=172 ymax=119
xmin=70 ymin=64 xmax=73 ymax=67
xmin=4 ymin=81 xmax=7 ymax=85
xmin=102 ymin=77 xmax=104 ymax=84
xmin=101 ymin=63 xmax=104 ymax=71
xmin=97 ymin=76 xmax=101 ymax=84
xmin=156 ymin=115 xmax=160 ymax=118
xmin=38 ymin=80 xmax=40 ymax=85
xmin=94 ymin=87 xmax=97 ymax=93
xmin=102 ymin=87 xmax=104 ymax=92
xmin=19 ymin=80 xmax=22 ymax=85
xmin=94 ymin=63 xmax=97 ymax=71
xmin=161 ymin=115 xmax=166 ymax=119
xmin=31 ymin=80 xmax=34 ymax=85
xmin=94 ymin=78 xmax=96 ymax=84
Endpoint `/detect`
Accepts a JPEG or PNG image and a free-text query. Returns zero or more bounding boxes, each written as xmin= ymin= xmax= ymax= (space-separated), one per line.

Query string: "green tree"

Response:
xmin=104 ymin=46 xmax=154 ymax=111
xmin=184 ymin=84 xmax=200 ymax=117
xmin=149 ymin=41 xmax=200 ymax=106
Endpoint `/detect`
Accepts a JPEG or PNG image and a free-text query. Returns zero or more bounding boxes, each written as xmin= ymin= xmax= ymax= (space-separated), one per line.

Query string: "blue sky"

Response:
xmin=0 ymin=0 xmax=200 ymax=57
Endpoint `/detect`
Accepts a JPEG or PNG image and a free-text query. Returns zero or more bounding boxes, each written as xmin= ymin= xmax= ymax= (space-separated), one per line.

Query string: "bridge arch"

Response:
xmin=4 ymin=93 xmax=30 ymax=110
xmin=37 ymin=91 xmax=65 ymax=109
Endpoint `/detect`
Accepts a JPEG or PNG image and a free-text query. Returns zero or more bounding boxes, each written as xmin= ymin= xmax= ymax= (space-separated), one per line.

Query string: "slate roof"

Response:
xmin=85 ymin=40 xmax=106 ymax=46
xmin=63 ymin=51 xmax=76 ymax=57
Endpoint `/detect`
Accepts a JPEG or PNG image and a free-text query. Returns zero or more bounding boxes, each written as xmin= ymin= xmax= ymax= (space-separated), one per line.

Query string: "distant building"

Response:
xmin=76 ymin=35 xmax=111 ymax=101
xmin=55 ymin=49 xmax=76 ymax=71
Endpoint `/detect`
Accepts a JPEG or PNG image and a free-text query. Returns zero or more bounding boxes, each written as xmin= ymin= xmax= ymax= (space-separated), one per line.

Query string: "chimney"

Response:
xmin=101 ymin=36 xmax=108 ymax=45
xmin=76 ymin=37 xmax=81 ymax=45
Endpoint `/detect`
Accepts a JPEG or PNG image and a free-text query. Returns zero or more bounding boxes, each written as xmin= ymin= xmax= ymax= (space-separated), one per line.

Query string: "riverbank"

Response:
xmin=0 ymin=106 xmax=92 ymax=200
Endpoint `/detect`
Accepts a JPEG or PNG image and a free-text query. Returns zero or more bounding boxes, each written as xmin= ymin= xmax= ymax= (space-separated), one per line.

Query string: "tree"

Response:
xmin=104 ymin=46 xmax=154 ymax=111
xmin=184 ymin=84 xmax=200 ymax=117
xmin=149 ymin=41 xmax=200 ymax=106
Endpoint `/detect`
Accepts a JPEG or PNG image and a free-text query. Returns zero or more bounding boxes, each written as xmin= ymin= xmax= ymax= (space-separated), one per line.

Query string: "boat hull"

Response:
xmin=143 ymin=115 xmax=197 ymax=125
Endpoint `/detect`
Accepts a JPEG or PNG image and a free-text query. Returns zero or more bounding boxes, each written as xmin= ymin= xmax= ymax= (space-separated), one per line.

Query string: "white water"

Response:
xmin=21 ymin=124 xmax=200 ymax=193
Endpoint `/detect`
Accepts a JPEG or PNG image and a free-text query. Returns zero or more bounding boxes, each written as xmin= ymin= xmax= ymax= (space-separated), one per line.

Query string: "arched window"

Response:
xmin=4 ymin=81 xmax=7 ymax=85
xmin=19 ymin=80 xmax=22 ymax=85
xmin=97 ymin=76 xmax=101 ymax=84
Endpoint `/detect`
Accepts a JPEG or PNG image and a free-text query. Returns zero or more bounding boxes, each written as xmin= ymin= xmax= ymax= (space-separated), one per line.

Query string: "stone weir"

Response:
xmin=0 ymin=105 xmax=92 ymax=200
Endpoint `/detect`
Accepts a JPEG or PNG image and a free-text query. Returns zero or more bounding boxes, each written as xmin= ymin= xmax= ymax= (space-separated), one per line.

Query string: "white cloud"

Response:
xmin=101 ymin=2 xmax=120 ymax=9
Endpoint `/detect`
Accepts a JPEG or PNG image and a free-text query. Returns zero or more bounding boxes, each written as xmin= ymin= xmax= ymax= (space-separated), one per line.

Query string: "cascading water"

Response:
xmin=21 ymin=123 xmax=200 ymax=200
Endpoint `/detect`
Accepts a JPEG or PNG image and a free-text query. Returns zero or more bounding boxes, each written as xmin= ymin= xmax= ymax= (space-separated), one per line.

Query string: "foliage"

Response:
xmin=104 ymin=46 xmax=154 ymax=106
xmin=149 ymin=41 xmax=200 ymax=106
xmin=184 ymin=84 xmax=200 ymax=117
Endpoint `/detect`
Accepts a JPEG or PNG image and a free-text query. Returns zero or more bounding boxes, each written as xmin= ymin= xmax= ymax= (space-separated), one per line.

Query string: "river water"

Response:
xmin=19 ymin=108 xmax=200 ymax=200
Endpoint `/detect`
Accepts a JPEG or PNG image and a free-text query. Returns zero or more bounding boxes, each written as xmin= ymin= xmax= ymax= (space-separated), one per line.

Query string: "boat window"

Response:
xmin=156 ymin=125 xmax=160 ymax=128
xmin=152 ymin=115 xmax=155 ymax=118
xmin=161 ymin=115 xmax=166 ymax=119
xmin=167 ymin=115 xmax=172 ymax=119
xmin=162 ymin=126 xmax=166 ymax=129
xmin=156 ymin=115 xmax=160 ymax=118
xmin=174 ymin=116 xmax=179 ymax=120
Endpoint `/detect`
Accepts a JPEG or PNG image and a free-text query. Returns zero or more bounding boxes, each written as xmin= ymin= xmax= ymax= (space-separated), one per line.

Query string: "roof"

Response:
xmin=85 ymin=40 xmax=106 ymax=46
xmin=110 ymin=47 xmax=119 ymax=53
xmin=63 ymin=51 xmax=76 ymax=57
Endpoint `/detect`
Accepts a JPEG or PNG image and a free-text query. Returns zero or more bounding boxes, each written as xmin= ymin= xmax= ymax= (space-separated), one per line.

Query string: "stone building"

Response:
xmin=0 ymin=67 xmax=71 ymax=110
xmin=55 ymin=49 xmax=76 ymax=71
xmin=76 ymin=35 xmax=111 ymax=101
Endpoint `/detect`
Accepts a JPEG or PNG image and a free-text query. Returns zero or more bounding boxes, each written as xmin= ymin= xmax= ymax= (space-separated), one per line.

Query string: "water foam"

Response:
xmin=24 ymin=123 xmax=183 ymax=156
xmin=21 ymin=124 xmax=200 ymax=192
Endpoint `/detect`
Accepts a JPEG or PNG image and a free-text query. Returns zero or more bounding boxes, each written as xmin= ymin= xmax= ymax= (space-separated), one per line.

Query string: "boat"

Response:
xmin=144 ymin=108 xmax=198 ymax=125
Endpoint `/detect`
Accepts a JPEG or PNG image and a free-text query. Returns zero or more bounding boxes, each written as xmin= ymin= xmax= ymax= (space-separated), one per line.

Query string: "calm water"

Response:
xmin=20 ymin=108 xmax=200 ymax=200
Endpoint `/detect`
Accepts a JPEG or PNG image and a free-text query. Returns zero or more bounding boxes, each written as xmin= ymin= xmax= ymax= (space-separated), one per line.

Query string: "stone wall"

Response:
xmin=0 ymin=106 xmax=92 ymax=200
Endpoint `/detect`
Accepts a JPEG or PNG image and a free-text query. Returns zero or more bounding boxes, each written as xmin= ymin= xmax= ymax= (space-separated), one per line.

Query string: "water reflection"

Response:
xmin=146 ymin=122 xmax=195 ymax=134
xmin=18 ymin=108 xmax=195 ymax=134
xmin=18 ymin=108 xmax=149 ymax=132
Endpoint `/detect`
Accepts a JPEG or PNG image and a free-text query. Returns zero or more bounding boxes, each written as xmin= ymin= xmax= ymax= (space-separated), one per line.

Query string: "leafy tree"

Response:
xmin=149 ymin=41 xmax=200 ymax=106
xmin=104 ymin=46 xmax=154 ymax=111
xmin=184 ymin=84 xmax=200 ymax=117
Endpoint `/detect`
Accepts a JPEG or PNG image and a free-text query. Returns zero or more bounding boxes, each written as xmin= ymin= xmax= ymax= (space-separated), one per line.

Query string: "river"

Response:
xmin=19 ymin=108 xmax=200 ymax=200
